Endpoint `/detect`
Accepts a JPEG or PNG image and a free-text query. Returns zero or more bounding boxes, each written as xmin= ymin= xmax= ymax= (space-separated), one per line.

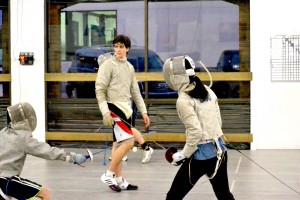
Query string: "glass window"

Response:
xmin=0 ymin=1 xmax=10 ymax=130
xmin=147 ymin=1 xmax=249 ymax=100
xmin=48 ymin=0 xmax=250 ymax=99
xmin=0 ymin=82 xmax=9 ymax=98
xmin=0 ymin=2 xmax=10 ymax=75
xmin=0 ymin=1 xmax=10 ymax=98
xmin=148 ymin=1 xmax=240 ymax=68
xmin=46 ymin=0 xmax=250 ymax=135
xmin=60 ymin=10 xmax=117 ymax=62
xmin=48 ymin=1 xmax=143 ymax=74
xmin=0 ymin=10 xmax=2 ymax=74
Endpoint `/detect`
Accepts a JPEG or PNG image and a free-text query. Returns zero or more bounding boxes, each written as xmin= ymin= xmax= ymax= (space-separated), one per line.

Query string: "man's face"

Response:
xmin=114 ymin=42 xmax=129 ymax=60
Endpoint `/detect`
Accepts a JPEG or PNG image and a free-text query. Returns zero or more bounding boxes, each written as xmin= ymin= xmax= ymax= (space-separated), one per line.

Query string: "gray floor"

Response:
xmin=21 ymin=148 xmax=300 ymax=200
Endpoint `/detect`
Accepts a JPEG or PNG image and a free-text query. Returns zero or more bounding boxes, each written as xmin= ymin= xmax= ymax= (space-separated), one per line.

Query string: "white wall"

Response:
xmin=10 ymin=0 xmax=45 ymax=141
xmin=251 ymin=0 xmax=300 ymax=149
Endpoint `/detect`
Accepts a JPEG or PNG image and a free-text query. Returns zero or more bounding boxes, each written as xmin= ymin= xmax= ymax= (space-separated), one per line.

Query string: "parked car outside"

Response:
xmin=217 ymin=50 xmax=239 ymax=72
xmin=66 ymin=45 xmax=177 ymax=99
xmin=212 ymin=50 xmax=240 ymax=98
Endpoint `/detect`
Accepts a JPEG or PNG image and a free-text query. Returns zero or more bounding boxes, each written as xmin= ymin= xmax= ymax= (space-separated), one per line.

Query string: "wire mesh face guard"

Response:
xmin=7 ymin=102 xmax=37 ymax=132
xmin=163 ymin=55 xmax=195 ymax=92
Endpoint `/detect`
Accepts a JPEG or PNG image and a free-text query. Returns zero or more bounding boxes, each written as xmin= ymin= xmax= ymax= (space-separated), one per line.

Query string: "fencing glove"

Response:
xmin=172 ymin=152 xmax=186 ymax=166
xmin=66 ymin=152 xmax=87 ymax=164
xmin=103 ymin=112 xmax=114 ymax=128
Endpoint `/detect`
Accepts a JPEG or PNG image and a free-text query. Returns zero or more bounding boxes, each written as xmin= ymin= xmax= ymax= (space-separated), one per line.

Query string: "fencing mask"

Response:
xmin=7 ymin=102 xmax=37 ymax=132
xmin=163 ymin=55 xmax=195 ymax=92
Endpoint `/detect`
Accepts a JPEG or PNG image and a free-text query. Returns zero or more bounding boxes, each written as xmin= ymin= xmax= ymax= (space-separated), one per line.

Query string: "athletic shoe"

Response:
xmin=117 ymin=178 xmax=138 ymax=190
xmin=142 ymin=147 xmax=153 ymax=164
xmin=109 ymin=155 xmax=128 ymax=162
xmin=101 ymin=173 xmax=121 ymax=192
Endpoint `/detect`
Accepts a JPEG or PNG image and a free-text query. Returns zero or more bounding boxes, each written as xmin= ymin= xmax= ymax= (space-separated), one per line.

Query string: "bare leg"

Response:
xmin=36 ymin=187 xmax=51 ymax=200
xmin=132 ymin=128 xmax=145 ymax=145
xmin=109 ymin=140 xmax=134 ymax=174
xmin=111 ymin=142 xmax=126 ymax=177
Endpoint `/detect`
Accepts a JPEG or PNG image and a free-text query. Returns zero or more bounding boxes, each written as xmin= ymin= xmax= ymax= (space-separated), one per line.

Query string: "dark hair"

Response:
xmin=113 ymin=35 xmax=131 ymax=49
xmin=188 ymin=75 xmax=209 ymax=102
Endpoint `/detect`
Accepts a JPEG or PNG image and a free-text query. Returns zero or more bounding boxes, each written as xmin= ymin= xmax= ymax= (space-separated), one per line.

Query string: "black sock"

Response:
xmin=141 ymin=142 xmax=150 ymax=150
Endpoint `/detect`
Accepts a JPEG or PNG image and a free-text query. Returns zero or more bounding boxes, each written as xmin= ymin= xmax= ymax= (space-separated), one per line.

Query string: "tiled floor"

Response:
xmin=21 ymin=148 xmax=300 ymax=200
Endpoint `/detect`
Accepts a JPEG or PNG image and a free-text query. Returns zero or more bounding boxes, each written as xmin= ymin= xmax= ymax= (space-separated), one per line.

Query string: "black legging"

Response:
xmin=166 ymin=151 xmax=235 ymax=200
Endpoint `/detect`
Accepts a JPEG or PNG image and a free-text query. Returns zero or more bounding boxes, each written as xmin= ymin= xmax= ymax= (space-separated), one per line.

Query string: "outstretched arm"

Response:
xmin=25 ymin=133 xmax=86 ymax=164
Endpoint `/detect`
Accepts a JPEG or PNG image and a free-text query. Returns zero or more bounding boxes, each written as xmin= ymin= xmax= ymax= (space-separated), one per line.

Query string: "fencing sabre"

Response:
xmin=83 ymin=126 xmax=158 ymax=163
xmin=85 ymin=110 xmax=157 ymax=158
xmin=224 ymin=142 xmax=300 ymax=196
xmin=197 ymin=62 xmax=299 ymax=195
xmin=84 ymin=130 xmax=156 ymax=159
xmin=103 ymin=127 xmax=109 ymax=165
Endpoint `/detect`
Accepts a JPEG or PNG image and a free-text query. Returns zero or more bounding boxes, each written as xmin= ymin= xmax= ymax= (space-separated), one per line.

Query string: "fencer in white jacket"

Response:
xmin=163 ymin=56 xmax=235 ymax=200
xmin=0 ymin=102 xmax=86 ymax=200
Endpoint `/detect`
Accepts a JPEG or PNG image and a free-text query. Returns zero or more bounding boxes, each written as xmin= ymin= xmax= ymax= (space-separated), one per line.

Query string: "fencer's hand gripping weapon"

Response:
xmin=165 ymin=147 xmax=186 ymax=166
xmin=165 ymin=147 xmax=177 ymax=163
xmin=85 ymin=148 xmax=94 ymax=162
xmin=76 ymin=148 xmax=94 ymax=167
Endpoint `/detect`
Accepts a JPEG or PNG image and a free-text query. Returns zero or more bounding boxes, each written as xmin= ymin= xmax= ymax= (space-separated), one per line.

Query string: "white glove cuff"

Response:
xmin=65 ymin=152 xmax=75 ymax=163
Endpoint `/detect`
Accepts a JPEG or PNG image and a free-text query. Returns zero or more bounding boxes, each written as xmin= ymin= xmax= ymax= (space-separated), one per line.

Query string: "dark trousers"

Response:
xmin=166 ymin=151 xmax=235 ymax=200
xmin=0 ymin=176 xmax=41 ymax=200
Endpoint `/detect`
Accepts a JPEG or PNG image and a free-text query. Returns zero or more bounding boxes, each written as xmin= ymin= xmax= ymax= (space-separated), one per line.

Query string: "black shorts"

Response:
xmin=108 ymin=103 xmax=133 ymax=142
xmin=0 ymin=176 xmax=42 ymax=200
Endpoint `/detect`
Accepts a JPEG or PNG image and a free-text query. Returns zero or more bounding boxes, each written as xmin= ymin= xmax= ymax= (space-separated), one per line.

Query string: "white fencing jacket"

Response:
xmin=177 ymin=85 xmax=223 ymax=158
xmin=95 ymin=55 xmax=147 ymax=119
xmin=0 ymin=127 xmax=69 ymax=177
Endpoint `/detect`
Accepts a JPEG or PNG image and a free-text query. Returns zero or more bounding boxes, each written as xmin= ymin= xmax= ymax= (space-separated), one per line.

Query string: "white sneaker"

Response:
xmin=142 ymin=147 xmax=153 ymax=164
xmin=117 ymin=178 xmax=138 ymax=190
xmin=100 ymin=173 xmax=121 ymax=192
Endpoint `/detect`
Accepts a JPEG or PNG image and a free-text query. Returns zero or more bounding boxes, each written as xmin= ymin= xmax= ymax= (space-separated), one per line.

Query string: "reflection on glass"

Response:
xmin=51 ymin=0 xmax=241 ymax=73
xmin=60 ymin=10 xmax=117 ymax=61
xmin=148 ymin=1 xmax=239 ymax=68
xmin=0 ymin=82 xmax=9 ymax=98
xmin=211 ymin=81 xmax=240 ymax=99
xmin=0 ymin=10 xmax=2 ymax=74
xmin=216 ymin=50 xmax=240 ymax=72
xmin=65 ymin=81 xmax=95 ymax=99
xmin=48 ymin=0 xmax=249 ymax=99
xmin=0 ymin=4 xmax=10 ymax=74
xmin=0 ymin=48 xmax=2 ymax=74
xmin=46 ymin=1 xmax=249 ymax=135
